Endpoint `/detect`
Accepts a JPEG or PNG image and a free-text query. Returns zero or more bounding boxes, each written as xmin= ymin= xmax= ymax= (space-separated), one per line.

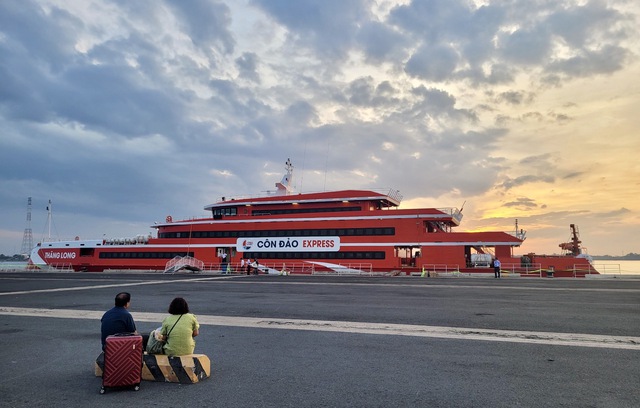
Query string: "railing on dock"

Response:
xmin=47 ymin=263 xmax=74 ymax=272
xmin=198 ymin=261 xmax=377 ymax=276
xmin=311 ymin=263 xmax=376 ymax=276
xmin=200 ymin=262 xmax=316 ymax=275
xmin=501 ymin=263 xmax=543 ymax=277
xmin=578 ymin=263 xmax=620 ymax=277
xmin=421 ymin=264 xmax=460 ymax=277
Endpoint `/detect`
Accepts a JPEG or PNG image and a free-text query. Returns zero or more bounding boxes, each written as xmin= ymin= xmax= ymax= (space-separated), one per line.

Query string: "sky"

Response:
xmin=1 ymin=0 xmax=639 ymax=257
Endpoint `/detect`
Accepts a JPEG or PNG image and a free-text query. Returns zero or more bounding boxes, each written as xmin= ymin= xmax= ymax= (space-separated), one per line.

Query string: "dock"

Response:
xmin=1 ymin=271 xmax=639 ymax=407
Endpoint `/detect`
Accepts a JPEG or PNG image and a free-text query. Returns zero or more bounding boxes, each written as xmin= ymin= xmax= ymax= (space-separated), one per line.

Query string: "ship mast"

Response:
xmin=275 ymin=158 xmax=294 ymax=195
xmin=46 ymin=200 xmax=52 ymax=241
xmin=42 ymin=199 xmax=58 ymax=243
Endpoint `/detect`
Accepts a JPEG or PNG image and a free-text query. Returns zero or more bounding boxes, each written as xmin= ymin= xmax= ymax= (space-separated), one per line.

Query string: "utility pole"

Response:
xmin=20 ymin=197 xmax=34 ymax=258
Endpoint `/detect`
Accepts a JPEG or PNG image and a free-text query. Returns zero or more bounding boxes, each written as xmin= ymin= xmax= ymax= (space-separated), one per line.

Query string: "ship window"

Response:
xmin=163 ymin=227 xmax=396 ymax=240
xmin=252 ymin=206 xmax=361 ymax=216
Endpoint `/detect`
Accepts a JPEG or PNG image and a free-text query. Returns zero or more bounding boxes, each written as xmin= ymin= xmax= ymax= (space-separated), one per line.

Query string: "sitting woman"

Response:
xmin=158 ymin=297 xmax=200 ymax=356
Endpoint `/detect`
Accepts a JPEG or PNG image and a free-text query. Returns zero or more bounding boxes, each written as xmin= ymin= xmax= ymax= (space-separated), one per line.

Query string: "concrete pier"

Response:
xmin=1 ymin=271 xmax=639 ymax=407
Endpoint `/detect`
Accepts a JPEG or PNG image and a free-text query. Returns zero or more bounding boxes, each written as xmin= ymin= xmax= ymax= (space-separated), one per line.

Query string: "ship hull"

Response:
xmin=29 ymin=223 xmax=597 ymax=276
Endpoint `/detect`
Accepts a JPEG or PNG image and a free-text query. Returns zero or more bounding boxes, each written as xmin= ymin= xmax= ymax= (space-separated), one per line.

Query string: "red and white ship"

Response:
xmin=29 ymin=159 xmax=597 ymax=277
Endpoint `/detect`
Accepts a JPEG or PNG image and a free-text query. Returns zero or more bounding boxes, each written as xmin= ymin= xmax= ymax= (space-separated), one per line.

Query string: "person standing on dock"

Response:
xmin=220 ymin=251 xmax=228 ymax=273
xmin=493 ymin=258 xmax=501 ymax=278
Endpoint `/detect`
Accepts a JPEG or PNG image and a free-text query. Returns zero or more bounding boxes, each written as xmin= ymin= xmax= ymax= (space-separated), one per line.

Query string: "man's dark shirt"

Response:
xmin=100 ymin=306 xmax=136 ymax=349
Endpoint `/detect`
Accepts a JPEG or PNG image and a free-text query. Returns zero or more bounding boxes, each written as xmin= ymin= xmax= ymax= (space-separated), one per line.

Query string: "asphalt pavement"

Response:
xmin=0 ymin=271 xmax=639 ymax=408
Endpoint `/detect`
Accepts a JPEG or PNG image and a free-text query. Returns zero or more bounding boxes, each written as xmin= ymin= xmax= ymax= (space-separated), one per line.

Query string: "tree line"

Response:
xmin=591 ymin=253 xmax=640 ymax=260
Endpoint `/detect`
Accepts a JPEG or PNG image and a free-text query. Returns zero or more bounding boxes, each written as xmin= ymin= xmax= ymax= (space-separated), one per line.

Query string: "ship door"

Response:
xmin=217 ymin=247 xmax=236 ymax=272
xmin=395 ymin=246 xmax=419 ymax=267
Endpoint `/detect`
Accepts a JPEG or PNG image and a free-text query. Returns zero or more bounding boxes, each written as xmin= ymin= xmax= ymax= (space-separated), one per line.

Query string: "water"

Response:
xmin=592 ymin=260 xmax=640 ymax=275
xmin=0 ymin=261 xmax=29 ymax=271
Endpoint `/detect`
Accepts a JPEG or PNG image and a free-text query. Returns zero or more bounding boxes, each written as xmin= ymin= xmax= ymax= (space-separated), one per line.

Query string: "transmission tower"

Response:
xmin=20 ymin=197 xmax=33 ymax=258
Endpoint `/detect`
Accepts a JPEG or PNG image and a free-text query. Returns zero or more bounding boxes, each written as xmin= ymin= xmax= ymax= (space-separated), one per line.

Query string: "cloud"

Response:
xmin=235 ymin=52 xmax=261 ymax=83
xmin=547 ymin=45 xmax=630 ymax=77
xmin=500 ymin=26 xmax=553 ymax=66
xmin=165 ymin=0 xmax=235 ymax=53
xmin=599 ymin=207 xmax=631 ymax=218
xmin=499 ymin=175 xmax=556 ymax=191
xmin=405 ymin=44 xmax=460 ymax=82
xmin=546 ymin=1 xmax=631 ymax=48
xmin=503 ymin=197 xmax=538 ymax=209
xmin=496 ymin=91 xmax=536 ymax=105
xmin=251 ymin=0 xmax=371 ymax=59
xmin=356 ymin=21 xmax=408 ymax=63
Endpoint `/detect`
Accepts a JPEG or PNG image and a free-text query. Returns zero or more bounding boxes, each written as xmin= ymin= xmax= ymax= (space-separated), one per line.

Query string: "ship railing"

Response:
xmin=214 ymin=188 xmax=406 ymax=205
xmin=504 ymin=230 xmax=527 ymax=240
xmin=501 ymin=263 xmax=543 ymax=277
xmin=421 ymin=264 xmax=461 ymax=277
xmin=386 ymin=189 xmax=403 ymax=203
xmin=436 ymin=208 xmax=463 ymax=224
xmin=103 ymin=235 xmax=151 ymax=245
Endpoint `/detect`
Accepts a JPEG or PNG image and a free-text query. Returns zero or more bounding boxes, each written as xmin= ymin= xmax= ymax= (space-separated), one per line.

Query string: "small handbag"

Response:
xmin=146 ymin=314 xmax=183 ymax=354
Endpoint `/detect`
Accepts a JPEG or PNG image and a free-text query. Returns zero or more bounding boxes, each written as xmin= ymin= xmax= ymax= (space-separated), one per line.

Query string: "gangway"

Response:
xmin=164 ymin=256 xmax=204 ymax=274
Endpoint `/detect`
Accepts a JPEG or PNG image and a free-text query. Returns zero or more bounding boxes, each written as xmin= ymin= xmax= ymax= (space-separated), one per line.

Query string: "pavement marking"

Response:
xmin=0 ymin=275 xmax=235 ymax=296
xmin=1 ymin=306 xmax=639 ymax=351
xmin=2 ymin=275 xmax=639 ymax=296
xmin=236 ymin=281 xmax=640 ymax=292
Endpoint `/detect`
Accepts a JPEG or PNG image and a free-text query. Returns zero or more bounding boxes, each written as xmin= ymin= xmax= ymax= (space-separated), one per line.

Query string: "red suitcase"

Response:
xmin=100 ymin=334 xmax=143 ymax=394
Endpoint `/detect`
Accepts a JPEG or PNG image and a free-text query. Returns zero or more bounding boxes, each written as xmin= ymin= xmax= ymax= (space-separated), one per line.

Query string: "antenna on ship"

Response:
xmin=46 ymin=200 xmax=52 ymax=240
xmin=275 ymin=158 xmax=294 ymax=196
xmin=42 ymin=199 xmax=58 ymax=242
xmin=515 ymin=219 xmax=526 ymax=240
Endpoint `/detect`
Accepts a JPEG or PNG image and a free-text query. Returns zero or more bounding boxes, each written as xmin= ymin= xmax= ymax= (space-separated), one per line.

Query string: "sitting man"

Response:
xmin=101 ymin=292 xmax=145 ymax=349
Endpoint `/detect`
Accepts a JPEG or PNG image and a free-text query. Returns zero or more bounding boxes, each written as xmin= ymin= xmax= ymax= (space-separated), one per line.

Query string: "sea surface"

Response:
xmin=2 ymin=259 xmax=640 ymax=275
xmin=591 ymin=259 xmax=640 ymax=275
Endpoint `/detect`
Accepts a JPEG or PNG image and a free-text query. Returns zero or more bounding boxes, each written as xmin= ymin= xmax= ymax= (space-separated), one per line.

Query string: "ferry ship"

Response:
xmin=29 ymin=160 xmax=597 ymax=277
